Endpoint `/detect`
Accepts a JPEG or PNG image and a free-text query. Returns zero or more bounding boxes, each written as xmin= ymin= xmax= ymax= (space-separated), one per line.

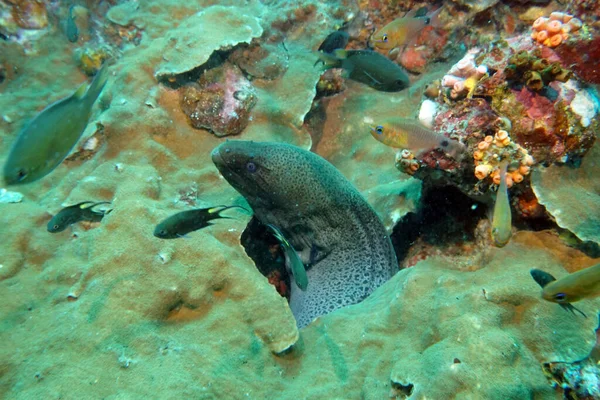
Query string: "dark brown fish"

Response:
xmin=319 ymin=49 xmax=409 ymax=92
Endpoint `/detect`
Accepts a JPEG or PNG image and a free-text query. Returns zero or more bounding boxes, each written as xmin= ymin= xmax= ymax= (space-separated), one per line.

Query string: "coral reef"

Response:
xmin=543 ymin=315 xmax=600 ymax=399
xmin=441 ymin=48 xmax=488 ymax=100
xmin=531 ymin=12 xmax=582 ymax=49
xmin=504 ymin=50 xmax=571 ymax=91
xmin=154 ymin=5 xmax=264 ymax=80
xmin=472 ymin=130 xmax=534 ymax=188
xmin=531 ymin=140 xmax=600 ymax=245
xmin=4 ymin=0 xmax=47 ymax=30
xmin=406 ymin=32 xmax=599 ymax=208
xmin=74 ymin=46 xmax=112 ymax=76
xmin=229 ymin=42 xmax=289 ymax=81
xmin=179 ymin=64 xmax=257 ymax=137
xmin=1 ymin=0 xmax=600 ymax=398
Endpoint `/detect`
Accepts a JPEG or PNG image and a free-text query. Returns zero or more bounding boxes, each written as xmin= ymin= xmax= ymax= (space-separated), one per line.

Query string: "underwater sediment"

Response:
xmin=1 ymin=0 xmax=600 ymax=398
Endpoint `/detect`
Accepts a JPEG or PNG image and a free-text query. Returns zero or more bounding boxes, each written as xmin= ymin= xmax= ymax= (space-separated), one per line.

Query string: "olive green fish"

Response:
xmin=318 ymin=49 xmax=409 ymax=92
xmin=491 ymin=161 xmax=512 ymax=248
xmin=529 ymin=266 xmax=600 ymax=318
xmin=3 ymin=63 xmax=109 ymax=185
xmin=153 ymin=205 xmax=246 ymax=239
xmin=369 ymin=117 xmax=465 ymax=158
xmin=65 ymin=5 xmax=79 ymax=43
xmin=267 ymin=224 xmax=309 ymax=291
xmin=47 ymin=201 xmax=111 ymax=233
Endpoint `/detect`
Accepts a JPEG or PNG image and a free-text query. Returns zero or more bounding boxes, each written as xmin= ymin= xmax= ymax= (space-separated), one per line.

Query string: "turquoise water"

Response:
xmin=0 ymin=1 xmax=599 ymax=398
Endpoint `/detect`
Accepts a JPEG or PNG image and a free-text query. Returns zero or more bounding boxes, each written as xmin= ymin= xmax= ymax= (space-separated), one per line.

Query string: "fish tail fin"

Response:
xmin=208 ymin=205 xmax=240 ymax=220
xmin=82 ymin=62 xmax=109 ymax=105
xmin=316 ymin=51 xmax=342 ymax=69
xmin=530 ymin=268 xmax=557 ymax=288
xmin=445 ymin=140 xmax=466 ymax=160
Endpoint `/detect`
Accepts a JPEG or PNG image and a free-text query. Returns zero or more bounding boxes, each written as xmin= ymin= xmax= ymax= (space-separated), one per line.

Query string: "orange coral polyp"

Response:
xmin=533 ymin=17 xmax=547 ymax=30
xmin=548 ymin=34 xmax=562 ymax=47
xmin=547 ymin=20 xmax=563 ymax=34
xmin=512 ymin=172 xmax=524 ymax=183
xmin=536 ymin=30 xmax=549 ymax=43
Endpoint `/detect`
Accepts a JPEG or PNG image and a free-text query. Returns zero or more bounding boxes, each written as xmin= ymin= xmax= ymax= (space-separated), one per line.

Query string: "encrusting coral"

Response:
xmin=532 ymin=12 xmax=582 ymax=48
xmin=504 ymin=50 xmax=571 ymax=91
xmin=441 ymin=48 xmax=488 ymax=100
xmin=473 ymin=129 xmax=534 ymax=188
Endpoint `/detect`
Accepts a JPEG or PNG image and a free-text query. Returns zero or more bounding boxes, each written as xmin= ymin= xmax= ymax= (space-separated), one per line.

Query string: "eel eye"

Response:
xmin=375 ymin=125 xmax=384 ymax=135
xmin=382 ymin=34 xmax=388 ymax=42
xmin=246 ymin=161 xmax=257 ymax=173
xmin=53 ymin=224 xmax=60 ymax=230
xmin=554 ymin=293 xmax=567 ymax=302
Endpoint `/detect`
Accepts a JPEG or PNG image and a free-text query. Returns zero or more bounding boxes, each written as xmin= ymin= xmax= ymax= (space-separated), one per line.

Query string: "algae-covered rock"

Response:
xmin=180 ymin=64 xmax=257 ymax=137
xmin=155 ymin=5 xmax=263 ymax=80
xmin=531 ymin=141 xmax=600 ymax=244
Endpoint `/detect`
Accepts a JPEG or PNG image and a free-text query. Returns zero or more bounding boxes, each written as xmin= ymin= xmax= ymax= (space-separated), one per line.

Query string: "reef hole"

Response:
xmin=240 ymin=217 xmax=291 ymax=300
xmin=391 ymin=184 xmax=487 ymax=264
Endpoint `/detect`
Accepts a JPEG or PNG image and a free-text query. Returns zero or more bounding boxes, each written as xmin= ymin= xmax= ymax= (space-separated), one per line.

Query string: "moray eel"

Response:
xmin=212 ymin=141 xmax=397 ymax=328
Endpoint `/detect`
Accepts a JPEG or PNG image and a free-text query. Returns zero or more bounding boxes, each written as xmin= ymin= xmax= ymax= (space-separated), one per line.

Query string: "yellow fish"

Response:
xmin=370 ymin=7 xmax=443 ymax=51
xmin=3 ymin=63 xmax=109 ymax=185
xmin=530 ymin=265 xmax=600 ymax=317
xmin=491 ymin=161 xmax=512 ymax=247
xmin=369 ymin=118 xmax=464 ymax=158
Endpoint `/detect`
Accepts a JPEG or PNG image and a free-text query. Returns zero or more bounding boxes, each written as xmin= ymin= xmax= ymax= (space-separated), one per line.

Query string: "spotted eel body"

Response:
xmin=212 ymin=141 xmax=397 ymax=328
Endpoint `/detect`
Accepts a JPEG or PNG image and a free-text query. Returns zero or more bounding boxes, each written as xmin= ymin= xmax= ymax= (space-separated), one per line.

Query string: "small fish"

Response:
xmin=266 ymin=224 xmax=308 ymax=291
xmin=48 ymin=201 xmax=111 ymax=233
xmin=153 ymin=205 xmax=246 ymax=239
xmin=314 ymin=30 xmax=350 ymax=66
xmin=369 ymin=117 xmax=465 ymax=158
xmin=319 ymin=30 xmax=349 ymax=53
xmin=491 ymin=161 xmax=512 ymax=248
xmin=66 ymin=5 xmax=79 ymax=43
xmin=529 ymin=267 xmax=600 ymax=317
xmin=371 ymin=7 xmax=443 ymax=50
xmin=318 ymin=49 xmax=409 ymax=92
xmin=3 ymin=63 xmax=109 ymax=185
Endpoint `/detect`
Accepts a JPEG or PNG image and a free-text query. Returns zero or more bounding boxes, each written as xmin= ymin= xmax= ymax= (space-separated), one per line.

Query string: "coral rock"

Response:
xmin=8 ymin=0 xmax=47 ymax=29
xmin=230 ymin=42 xmax=289 ymax=80
xmin=180 ymin=64 xmax=257 ymax=137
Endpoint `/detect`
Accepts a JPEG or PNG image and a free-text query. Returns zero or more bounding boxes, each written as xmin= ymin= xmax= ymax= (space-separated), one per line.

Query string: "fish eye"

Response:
xmin=246 ymin=161 xmax=257 ymax=173
xmin=382 ymin=34 xmax=388 ymax=42
xmin=16 ymin=168 xmax=28 ymax=181
xmin=375 ymin=125 xmax=384 ymax=135
xmin=441 ymin=139 xmax=449 ymax=147
xmin=554 ymin=293 xmax=567 ymax=302
xmin=53 ymin=224 xmax=59 ymax=230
